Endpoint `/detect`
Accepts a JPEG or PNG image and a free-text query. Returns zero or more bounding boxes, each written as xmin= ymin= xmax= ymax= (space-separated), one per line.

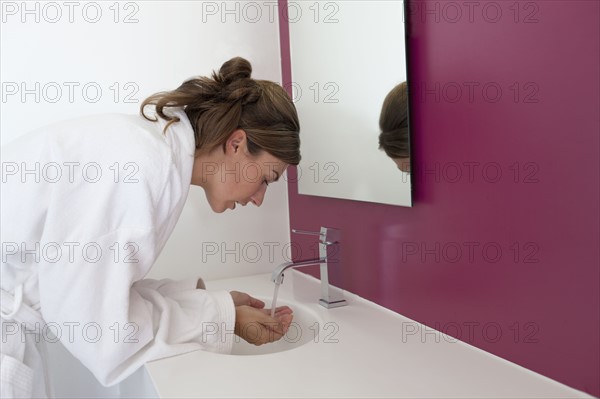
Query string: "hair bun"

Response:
xmin=217 ymin=57 xmax=252 ymax=85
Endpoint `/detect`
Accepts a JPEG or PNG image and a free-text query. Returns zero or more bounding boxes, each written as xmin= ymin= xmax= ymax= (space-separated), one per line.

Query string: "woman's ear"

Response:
xmin=225 ymin=129 xmax=247 ymax=155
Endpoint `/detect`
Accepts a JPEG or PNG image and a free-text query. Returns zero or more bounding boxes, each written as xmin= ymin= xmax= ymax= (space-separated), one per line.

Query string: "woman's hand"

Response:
xmin=234 ymin=305 xmax=294 ymax=346
xmin=229 ymin=290 xmax=265 ymax=308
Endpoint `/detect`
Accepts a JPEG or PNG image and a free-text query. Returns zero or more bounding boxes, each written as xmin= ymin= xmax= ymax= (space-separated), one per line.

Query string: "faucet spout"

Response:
xmin=271 ymin=258 xmax=326 ymax=284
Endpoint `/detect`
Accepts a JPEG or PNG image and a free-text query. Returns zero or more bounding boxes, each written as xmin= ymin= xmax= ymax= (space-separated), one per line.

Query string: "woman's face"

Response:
xmin=393 ymin=157 xmax=411 ymax=174
xmin=193 ymin=129 xmax=289 ymax=213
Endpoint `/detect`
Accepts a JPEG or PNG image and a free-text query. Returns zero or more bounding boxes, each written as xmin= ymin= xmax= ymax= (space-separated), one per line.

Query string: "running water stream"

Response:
xmin=270 ymin=281 xmax=281 ymax=318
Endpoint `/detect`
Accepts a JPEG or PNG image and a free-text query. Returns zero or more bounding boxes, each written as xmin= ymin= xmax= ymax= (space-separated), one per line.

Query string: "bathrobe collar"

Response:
xmin=156 ymin=107 xmax=196 ymax=185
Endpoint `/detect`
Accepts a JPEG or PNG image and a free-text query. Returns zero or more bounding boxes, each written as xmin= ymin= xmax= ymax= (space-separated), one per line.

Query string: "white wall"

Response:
xmin=1 ymin=1 xmax=292 ymax=283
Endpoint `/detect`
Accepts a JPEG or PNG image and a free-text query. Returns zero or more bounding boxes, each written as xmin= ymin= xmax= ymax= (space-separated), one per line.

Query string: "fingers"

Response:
xmin=259 ymin=310 xmax=293 ymax=335
xmin=277 ymin=313 xmax=293 ymax=331
xmin=230 ymin=291 xmax=290 ymax=313
xmin=231 ymin=291 xmax=266 ymax=308
xmin=258 ymin=306 xmax=293 ymax=316
xmin=273 ymin=305 xmax=293 ymax=315
xmin=265 ymin=312 xmax=294 ymax=335
xmin=235 ymin=305 xmax=295 ymax=346
xmin=233 ymin=303 xmax=296 ymax=346
xmin=257 ymin=313 xmax=286 ymax=335
xmin=249 ymin=296 xmax=265 ymax=309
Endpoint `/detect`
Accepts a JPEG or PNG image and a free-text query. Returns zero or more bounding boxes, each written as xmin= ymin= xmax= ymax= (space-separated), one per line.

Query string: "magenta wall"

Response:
xmin=279 ymin=0 xmax=599 ymax=396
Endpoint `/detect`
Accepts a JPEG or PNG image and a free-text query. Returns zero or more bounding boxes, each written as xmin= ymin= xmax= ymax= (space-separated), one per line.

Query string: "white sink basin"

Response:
xmin=230 ymin=296 xmax=322 ymax=356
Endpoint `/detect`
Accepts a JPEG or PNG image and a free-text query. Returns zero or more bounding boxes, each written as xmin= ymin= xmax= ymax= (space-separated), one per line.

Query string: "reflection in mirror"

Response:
xmin=289 ymin=0 xmax=412 ymax=207
xmin=379 ymin=82 xmax=410 ymax=174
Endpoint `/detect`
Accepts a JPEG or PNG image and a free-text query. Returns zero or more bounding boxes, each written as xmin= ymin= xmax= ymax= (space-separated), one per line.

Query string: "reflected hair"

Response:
xmin=140 ymin=57 xmax=301 ymax=165
xmin=378 ymin=81 xmax=409 ymax=159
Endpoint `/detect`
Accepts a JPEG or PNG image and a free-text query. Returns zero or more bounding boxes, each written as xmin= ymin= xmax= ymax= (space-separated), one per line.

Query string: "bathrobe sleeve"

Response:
xmin=37 ymin=225 xmax=237 ymax=387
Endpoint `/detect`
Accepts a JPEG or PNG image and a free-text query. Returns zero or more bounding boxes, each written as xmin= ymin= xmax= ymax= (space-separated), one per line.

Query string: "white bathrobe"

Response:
xmin=1 ymin=107 xmax=236 ymax=397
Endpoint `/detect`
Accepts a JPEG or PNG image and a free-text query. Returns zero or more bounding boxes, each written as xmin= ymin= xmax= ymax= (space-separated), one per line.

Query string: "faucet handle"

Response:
xmin=292 ymin=227 xmax=340 ymax=245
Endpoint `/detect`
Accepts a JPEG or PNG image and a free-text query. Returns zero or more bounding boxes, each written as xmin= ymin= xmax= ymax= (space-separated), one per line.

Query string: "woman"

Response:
xmin=1 ymin=57 xmax=297 ymax=397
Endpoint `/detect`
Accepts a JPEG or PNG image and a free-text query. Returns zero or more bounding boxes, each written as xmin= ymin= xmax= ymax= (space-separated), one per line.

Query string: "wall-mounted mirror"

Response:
xmin=288 ymin=0 xmax=411 ymax=206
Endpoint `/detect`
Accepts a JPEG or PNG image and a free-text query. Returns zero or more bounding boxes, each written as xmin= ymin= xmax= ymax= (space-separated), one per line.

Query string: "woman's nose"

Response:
xmin=250 ymin=184 xmax=267 ymax=207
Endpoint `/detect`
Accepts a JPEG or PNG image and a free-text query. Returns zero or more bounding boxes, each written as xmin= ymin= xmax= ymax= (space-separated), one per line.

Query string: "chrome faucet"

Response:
xmin=271 ymin=227 xmax=347 ymax=309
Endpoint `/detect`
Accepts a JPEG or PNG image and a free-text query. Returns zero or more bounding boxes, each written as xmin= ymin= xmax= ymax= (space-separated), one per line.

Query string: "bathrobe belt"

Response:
xmin=1 ymin=284 xmax=53 ymax=398
xmin=1 ymin=285 xmax=43 ymax=329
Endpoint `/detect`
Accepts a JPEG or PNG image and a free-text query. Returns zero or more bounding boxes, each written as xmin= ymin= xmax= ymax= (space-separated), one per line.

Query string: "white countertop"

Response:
xmin=144 ymin=271 xmax=594 ymax=398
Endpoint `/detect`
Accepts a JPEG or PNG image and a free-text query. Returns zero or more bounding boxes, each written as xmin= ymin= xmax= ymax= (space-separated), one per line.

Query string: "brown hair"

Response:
xmin=378 ymin=81 xmax=409 ymax=159
xmin=140 ymin=57 xmax=301 ymax=165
